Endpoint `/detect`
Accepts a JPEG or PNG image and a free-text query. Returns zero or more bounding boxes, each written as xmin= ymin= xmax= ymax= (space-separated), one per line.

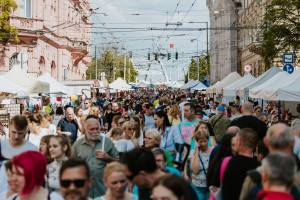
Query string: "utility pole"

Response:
xmin=124 ymin=55 xmax=126 ymax=80
xmin=95 ymin=45 xmax=98 ymax=79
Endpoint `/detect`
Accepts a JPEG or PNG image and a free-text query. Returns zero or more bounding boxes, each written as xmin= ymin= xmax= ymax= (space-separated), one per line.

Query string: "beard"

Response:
xmin=63 ymin=190 xmax=87 ymax=200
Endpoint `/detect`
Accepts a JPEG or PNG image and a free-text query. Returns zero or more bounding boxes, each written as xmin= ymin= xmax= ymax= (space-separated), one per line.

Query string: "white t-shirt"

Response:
xmin=28 ymin=128 xmax=49 ymax=148
xmin=0 ymin=140 xmax=37 ymax=193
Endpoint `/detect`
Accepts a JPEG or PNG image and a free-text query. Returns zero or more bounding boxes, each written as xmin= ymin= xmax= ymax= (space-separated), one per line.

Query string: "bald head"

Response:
xmin=84 ymin=117 xmax=101 ymax=142
xmin=66 ymin=107 xmax=74 ymax=121
xmin=226 ymin=126 xmax=240 ymax=135
xmin=265 ymin=123 xmax=294 ymax=153
xmin=242 ymin=101 xmax=253 ymax=114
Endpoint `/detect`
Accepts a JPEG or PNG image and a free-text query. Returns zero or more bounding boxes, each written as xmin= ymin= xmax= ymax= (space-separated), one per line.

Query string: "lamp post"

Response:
xmin=190 ymin=39 xmax=199 ymax=80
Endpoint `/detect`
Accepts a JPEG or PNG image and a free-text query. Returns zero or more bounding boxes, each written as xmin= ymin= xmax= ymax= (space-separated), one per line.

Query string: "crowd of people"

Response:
xmin=0 ymin=88 xmax=300 ymax=200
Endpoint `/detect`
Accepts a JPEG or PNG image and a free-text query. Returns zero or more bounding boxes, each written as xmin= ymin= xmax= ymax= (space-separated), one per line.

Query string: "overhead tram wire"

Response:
xmin=168 ymin=0 xmax=182 ymax=24
xmin=181 ymin=0 xmax=198 ymax=22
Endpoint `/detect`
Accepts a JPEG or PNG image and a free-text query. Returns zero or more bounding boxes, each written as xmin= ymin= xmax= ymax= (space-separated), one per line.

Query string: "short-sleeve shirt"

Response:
xmin=72 ymin=135 xmax=119 ymax=198
xmin=57 ymin=118 xmax=79 ymax=143
xmin=160 ymin=126 xmax=184 ymax=156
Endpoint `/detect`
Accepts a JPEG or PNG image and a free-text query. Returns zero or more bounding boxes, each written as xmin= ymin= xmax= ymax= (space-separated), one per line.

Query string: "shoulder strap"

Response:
xmin=220 ymin=156 xmax=232 ymax=183
xmin=47 ymin=191 xmax=51 ymax=200
xmin=247 ymin=169 xmax=261 ymax=184
xmin=198 ymin=153 xmax=207 ymax=176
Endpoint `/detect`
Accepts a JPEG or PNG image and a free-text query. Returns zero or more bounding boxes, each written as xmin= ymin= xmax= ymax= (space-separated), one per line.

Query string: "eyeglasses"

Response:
xmin=60 ymin=179 xmax=87 ymax=188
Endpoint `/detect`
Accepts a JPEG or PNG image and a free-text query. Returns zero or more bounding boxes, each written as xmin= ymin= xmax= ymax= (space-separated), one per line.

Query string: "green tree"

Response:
xmin=186 ymin=55 xmax=210 ymax=82
xmin=86 ymin=50 xmax=138 ymax=83
xmin=258 ymin=0 xmax=300 ymax=67
xmin=0 ymin=0 xmax=19 ymax=45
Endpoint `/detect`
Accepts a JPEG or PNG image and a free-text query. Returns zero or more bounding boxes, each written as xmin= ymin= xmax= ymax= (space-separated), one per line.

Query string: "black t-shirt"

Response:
xmin=230 ymin=115 xmax=268 ymax=140
xmin=222 ymin=155 xmax=260 ymax=200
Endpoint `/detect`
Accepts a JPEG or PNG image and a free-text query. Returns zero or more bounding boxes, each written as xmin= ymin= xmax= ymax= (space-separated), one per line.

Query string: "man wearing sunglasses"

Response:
xmin=60 ymin=159 xmax=92 ymax=200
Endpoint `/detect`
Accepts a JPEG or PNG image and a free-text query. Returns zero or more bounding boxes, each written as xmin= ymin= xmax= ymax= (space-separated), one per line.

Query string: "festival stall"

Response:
xmin=181 ymin=80 xmax=200 ymax=90
xmin=190 ymin=81 xmax=208 ymax=91
xmin=109 ymin=78 xmax=132 ymax=91
xmin=214 ymin=72 xmax=241 ymax=94
xmin=3 ymin=67 xmax=49 ymax=94
xmin=223 ymin=74 xmax=255 ymax=97
xmin=37 ymin=73 xmax=72 ymax=95
xmin=238 ymin=66 xmax=281 ymax=97
xmin=249 ymin=71 xmax=300 ymax=100
xmin=277 ymin=76 xmax=300 ymax=101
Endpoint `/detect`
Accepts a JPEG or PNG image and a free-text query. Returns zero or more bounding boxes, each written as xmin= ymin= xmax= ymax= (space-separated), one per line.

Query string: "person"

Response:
xmin=240 ymin=123 xmax=300 ymax=200
xmin=144 ymin=129 xmax=161 ymax=150
xmin=90 ymin=106 xmax=106 ymax=130
xmin=142 ymin=103 xmax=155 ymax=132
xmin=154 ymin=110 xmax=183 ymax=158
xmin=106 ymin=102 xmax=122 ymax=131
xmin=94 ymin=162 xmax=138 ymax=200
xmin=190 ymin=129 xmax=212 ymax=200
xmin=121 ymin=148 xmax=165 ymax=200
xmin=110 ymin=127 xmax=128 ymax=153
xmin=257 ymin=153 xmax=296 ymax=200
xmin=0 ymin=115 xmax=37 ymax=193
xmin=229 ymin=103 xmax=241 ymax=120
xmin=152 ymin=174 xmax=198 ymax=200
xmin=208 ymin=105 xmax=230 ymax=143
xmin=10 ymin=151 xmax=63 ymax=199
xmin=82 ymin=99 xmax=92 ymax=116
xmin=72 ymin=116 xmax=119 ymax=198
xmin=47 ymin=135 xmax=72 ymax=192
xmin=59 ymin=159 xmax=92 ymax=200
xmin=152 ymin=148 xmax=181 ymax=176
xmin=39 ymin=135 xmax=52 ymax=162
xmin=222 ymin=128 xmax=260 ymax=200
xmin=57 ymin=107 xmax=80 ymax=143
xmin=231 ymin=101 xmax=268 ymax=140
xmin=291 ymin=119 xmax=300 ymax=159
xmin=130 ymin=115 xmax=144 ymax=147
xmin=167 ymin=104 xmax=181 ymax=125
xmin=27 ymin=114 xmax=50 ymax=148
xmin=122 ymin=121 xmax=139 ymax=150
xmin=0 ymin=161 xmax=17 ymax=200
xmin=179 ymin=103 xmax=200 ymax=144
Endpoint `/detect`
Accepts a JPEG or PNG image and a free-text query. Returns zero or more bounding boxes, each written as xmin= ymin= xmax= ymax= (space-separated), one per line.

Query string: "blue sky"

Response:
xmin=91 ymin=0 xmax=209 ymax=83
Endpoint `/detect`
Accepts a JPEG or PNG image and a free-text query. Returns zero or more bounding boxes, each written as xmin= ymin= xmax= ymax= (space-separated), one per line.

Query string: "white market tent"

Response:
xmin=277 ymin=76 xmax=300 ymax=101
xmin=0 ymin=76 xmax=28 ymax=96
xmin=223 ymin=74 xmax=255 ymax=97
xmin=214 ymin=72 xmax=241 ymax=94
xmin=191 ymin=81 xmax=207 ymax=91
xmin=109 ymin=78 xmax=131 ymax=91
xmin=37 ymin=73 xmax=72 ymax=95
xmin=3 ymin=67 xmax=49 ymax=94
xmin=181 ymin=80 xmax=199 ymax=90
xmin=238 ymin=66 xmax=281 ymax=97
xmin=249 ymin=70 xmax=300 ymax=100
xmin=206 ymin=81 xmax=220 ymax=94
xmin=168 ymin=81 xmax=185 ymax=88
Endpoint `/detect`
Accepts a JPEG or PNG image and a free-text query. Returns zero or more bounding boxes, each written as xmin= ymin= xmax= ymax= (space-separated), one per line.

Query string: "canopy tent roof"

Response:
xmin=277 ymin=75 xmax=300 ymax=101
xmin=37 ymin=73 xmax=72 ymax=95
xmin=223 ymin=74 xmax=255 ymax=96
xmin=109 ymin=78 xmax=131 ymax=91
xmin=238 ymin=67 xmax=281 ymax=97
xmin=249 ymin=70 xmax=300 ymax=100
xmin=191 ymin=81 xmax=208 ymax=91
xmin=3 ymin=66 xmax=49 ymax=94
xmin=206 ymin=81 xmax=220 ymax=93
xmin=181 ymin=80 xmax=200 ymax=90
xmin=0 ymin=76 xmax=28 ymax=96
xmin=213 ymin=72 xmax=242 ymax=94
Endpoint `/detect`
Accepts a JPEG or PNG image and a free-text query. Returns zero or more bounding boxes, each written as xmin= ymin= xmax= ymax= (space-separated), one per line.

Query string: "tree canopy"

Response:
xmin=0 ymin=0 xmax=18 ymax=45
xmin=86 ymin=50 xmax=138 ymax=83
xmin=259 ymin=0 xmax=300 ymax=67
xmin=186 ymin=55 xmax=209 ymax=82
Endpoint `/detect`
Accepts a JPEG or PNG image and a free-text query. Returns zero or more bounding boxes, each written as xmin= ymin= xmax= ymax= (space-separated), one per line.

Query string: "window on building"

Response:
xmin=9 ymin=53 xmax=19 ymax=70
xmin=19 ymin=0 xmax=32 ymax=18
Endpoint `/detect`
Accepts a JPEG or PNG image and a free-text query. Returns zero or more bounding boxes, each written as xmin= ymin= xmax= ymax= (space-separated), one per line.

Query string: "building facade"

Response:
xmin=0 ymin=0 xmax=91 ymax=81
xmin=237 ymin=0 xmax=267 ymax=77
xmin=207 ymin=0 xmax=239 ymax=83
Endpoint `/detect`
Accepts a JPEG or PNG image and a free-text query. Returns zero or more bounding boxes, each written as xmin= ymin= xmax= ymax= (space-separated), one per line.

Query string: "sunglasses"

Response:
xmin=60 ymin=179 xmax=87 ymax=188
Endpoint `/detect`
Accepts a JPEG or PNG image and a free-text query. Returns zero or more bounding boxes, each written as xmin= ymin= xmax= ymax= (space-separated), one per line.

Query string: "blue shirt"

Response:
xmin=160 ymin=126 xmax=184 ymax=157
xmin=165 ymin=166 xmax=181 ymax=176
xmin=57 ymin=118 xmax=78 ymax=143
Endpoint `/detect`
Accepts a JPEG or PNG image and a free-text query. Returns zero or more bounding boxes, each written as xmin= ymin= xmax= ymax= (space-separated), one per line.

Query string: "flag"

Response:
xmin=169 ymin=43 xmax=174 ymax=48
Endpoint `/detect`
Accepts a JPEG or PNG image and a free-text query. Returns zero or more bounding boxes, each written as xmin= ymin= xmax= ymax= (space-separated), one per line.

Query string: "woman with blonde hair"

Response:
xmin=144 ymin=129 xmax=161 ymax=150
xmin=122 ymin=121 xmax=139 ymax=151
xmin=167 ymin=104 xmax=181 ymax=125
xmin=95 ymin=162 xmax=137 ymax=200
